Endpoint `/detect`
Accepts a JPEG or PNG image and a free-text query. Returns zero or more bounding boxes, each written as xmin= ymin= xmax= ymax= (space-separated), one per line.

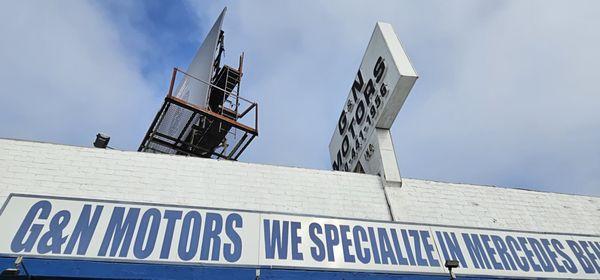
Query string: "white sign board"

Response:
xmin=1 ymin=194 xmax=599 ymax=279
xmin=143 ymin=9 xmax=227 ymax=154
xmin=329 ymin=22 xmax=417 ymax=172
xmin=174 ymin=7 xmax=225 ymax=107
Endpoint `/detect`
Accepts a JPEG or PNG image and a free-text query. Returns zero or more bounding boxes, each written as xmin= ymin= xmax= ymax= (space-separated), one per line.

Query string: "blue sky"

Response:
xmin=1 ymin=1 xmax=599 ymax=196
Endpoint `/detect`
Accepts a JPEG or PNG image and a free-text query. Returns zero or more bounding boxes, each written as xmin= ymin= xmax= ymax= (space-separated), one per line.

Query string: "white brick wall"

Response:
xmin=1 ymin=138 xmax=598 ymax=236
xmin=0 ymin=138 xmax=390 ymax=220
xmin=387 ymin=179 xmax=600 ymax=236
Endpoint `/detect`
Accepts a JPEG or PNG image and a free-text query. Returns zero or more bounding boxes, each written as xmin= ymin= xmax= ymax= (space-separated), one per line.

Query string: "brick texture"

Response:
xmin=0 ymin=138 xmax=390 ymax=220
xmin=387 ymin=179 xmax=600 ymax=235
xmin=1 ymin=138 xmax=598 ymax=236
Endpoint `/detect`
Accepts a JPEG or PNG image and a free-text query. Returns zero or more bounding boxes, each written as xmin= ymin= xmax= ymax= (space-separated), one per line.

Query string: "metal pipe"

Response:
xmin=167 ymin=68 xmax=177 ymax=97
xmin=238 ymin=103 xmax=256 ymax=118
xmin=138 ymin=100 xmax=169 ymax=151
xmin=176 ymin=68 xmax=253 ymax=104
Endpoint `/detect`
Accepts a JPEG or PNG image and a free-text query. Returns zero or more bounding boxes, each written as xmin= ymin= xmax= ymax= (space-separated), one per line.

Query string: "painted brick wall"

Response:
xmin=1 ymin=138 xmax=598 ymax=236
xmin=387 ymin=179 xmax=600 ymax=236
xmin=0 ymin=138 xmax=390 ymax=220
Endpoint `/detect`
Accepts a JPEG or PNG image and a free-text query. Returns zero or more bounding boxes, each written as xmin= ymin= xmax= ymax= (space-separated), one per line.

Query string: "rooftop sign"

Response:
xmin=1 ymin=194 xmax=599 ymax=279
xmin=329 ymin=22 xmax=417 ymax=172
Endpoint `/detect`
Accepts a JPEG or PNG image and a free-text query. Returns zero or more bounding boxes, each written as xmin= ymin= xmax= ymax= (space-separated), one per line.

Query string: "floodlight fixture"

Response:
xmin=1 ymin=256 xmax=28 ymax=277
xmin=0 ymin=267 xmax=19 ymax=277
xmin=94 ymin=133 xmax=110 ymax=149
xmin=445 ymin=259 xmax=460 ymax=280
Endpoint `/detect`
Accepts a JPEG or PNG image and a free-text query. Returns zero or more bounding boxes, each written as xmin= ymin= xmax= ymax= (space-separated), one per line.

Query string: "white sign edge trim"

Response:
xmin=1 ymin=193 xmax=597 ymax=240
xmin=1 ymin=193 xmax=599 ymax=279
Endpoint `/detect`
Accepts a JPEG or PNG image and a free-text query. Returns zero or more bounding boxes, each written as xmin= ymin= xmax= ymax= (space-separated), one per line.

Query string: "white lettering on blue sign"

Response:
xmin=0 ymin=194 xmax=598 ymax=279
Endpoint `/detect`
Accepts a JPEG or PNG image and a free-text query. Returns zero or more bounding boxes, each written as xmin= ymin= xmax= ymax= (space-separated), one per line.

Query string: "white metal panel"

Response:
xmin=329 ymin=22 xmax=417 ymax=173
xmin=0 ymin=195 xmax=261 ymax=266
xmin=175 ymin=7 xmax=225 ymax=106
xmin=2 ymin=194 xmax=598 ymax=279
xmin=354 ymin=128 xmax=401 ymax=184
xmin=157 ymin=8 xmax=227 ymax=149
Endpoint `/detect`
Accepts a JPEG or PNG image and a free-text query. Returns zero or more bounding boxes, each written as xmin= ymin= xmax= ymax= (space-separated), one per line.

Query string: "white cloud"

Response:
xmin=1 ymin=1 xmax=597 ymax=196
xmin=190 ymin=1 xmax=600 ymax=195
xmin=396 ymin=1 xmax=600 ymax=195
xmin=0 ymin=1 xmax=160 ymax=149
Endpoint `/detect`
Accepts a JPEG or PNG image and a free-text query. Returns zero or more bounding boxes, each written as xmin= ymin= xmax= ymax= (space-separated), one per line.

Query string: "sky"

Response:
xmin=0 ymin=1 xmax=598 ymax=196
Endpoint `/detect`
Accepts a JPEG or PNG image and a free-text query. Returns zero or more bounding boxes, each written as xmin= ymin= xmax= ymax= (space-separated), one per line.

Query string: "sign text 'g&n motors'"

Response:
xmin=329 ymin=22 xmax=417 ymax=172
xmin=0 ymin=194 xmax=599 ymax=279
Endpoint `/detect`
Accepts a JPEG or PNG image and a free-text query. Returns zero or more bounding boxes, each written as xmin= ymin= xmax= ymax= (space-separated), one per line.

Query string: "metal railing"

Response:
xmin=139 ymin=67 xmax=258 ymax=160
xmin=167 ymin=67 xmax=258 ymax=134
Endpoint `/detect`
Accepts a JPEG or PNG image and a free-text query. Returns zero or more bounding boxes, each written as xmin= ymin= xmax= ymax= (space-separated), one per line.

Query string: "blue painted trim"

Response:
xmin=259 ymin=269 xmax=509 ymax=280
xmin=0 ymin=257 xmax=544 ymax=280
xmin=0 ymin=256 xmax=255 ymax=279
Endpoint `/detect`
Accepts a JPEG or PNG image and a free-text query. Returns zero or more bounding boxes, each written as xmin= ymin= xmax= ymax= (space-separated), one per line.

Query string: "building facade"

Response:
xmin=1 ymin=138 xmax=599 ymax=279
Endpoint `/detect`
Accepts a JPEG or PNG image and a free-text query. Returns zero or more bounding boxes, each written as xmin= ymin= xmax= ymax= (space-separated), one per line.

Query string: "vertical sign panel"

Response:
xmin=329 ymin=22 xmax=417 ymax=172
